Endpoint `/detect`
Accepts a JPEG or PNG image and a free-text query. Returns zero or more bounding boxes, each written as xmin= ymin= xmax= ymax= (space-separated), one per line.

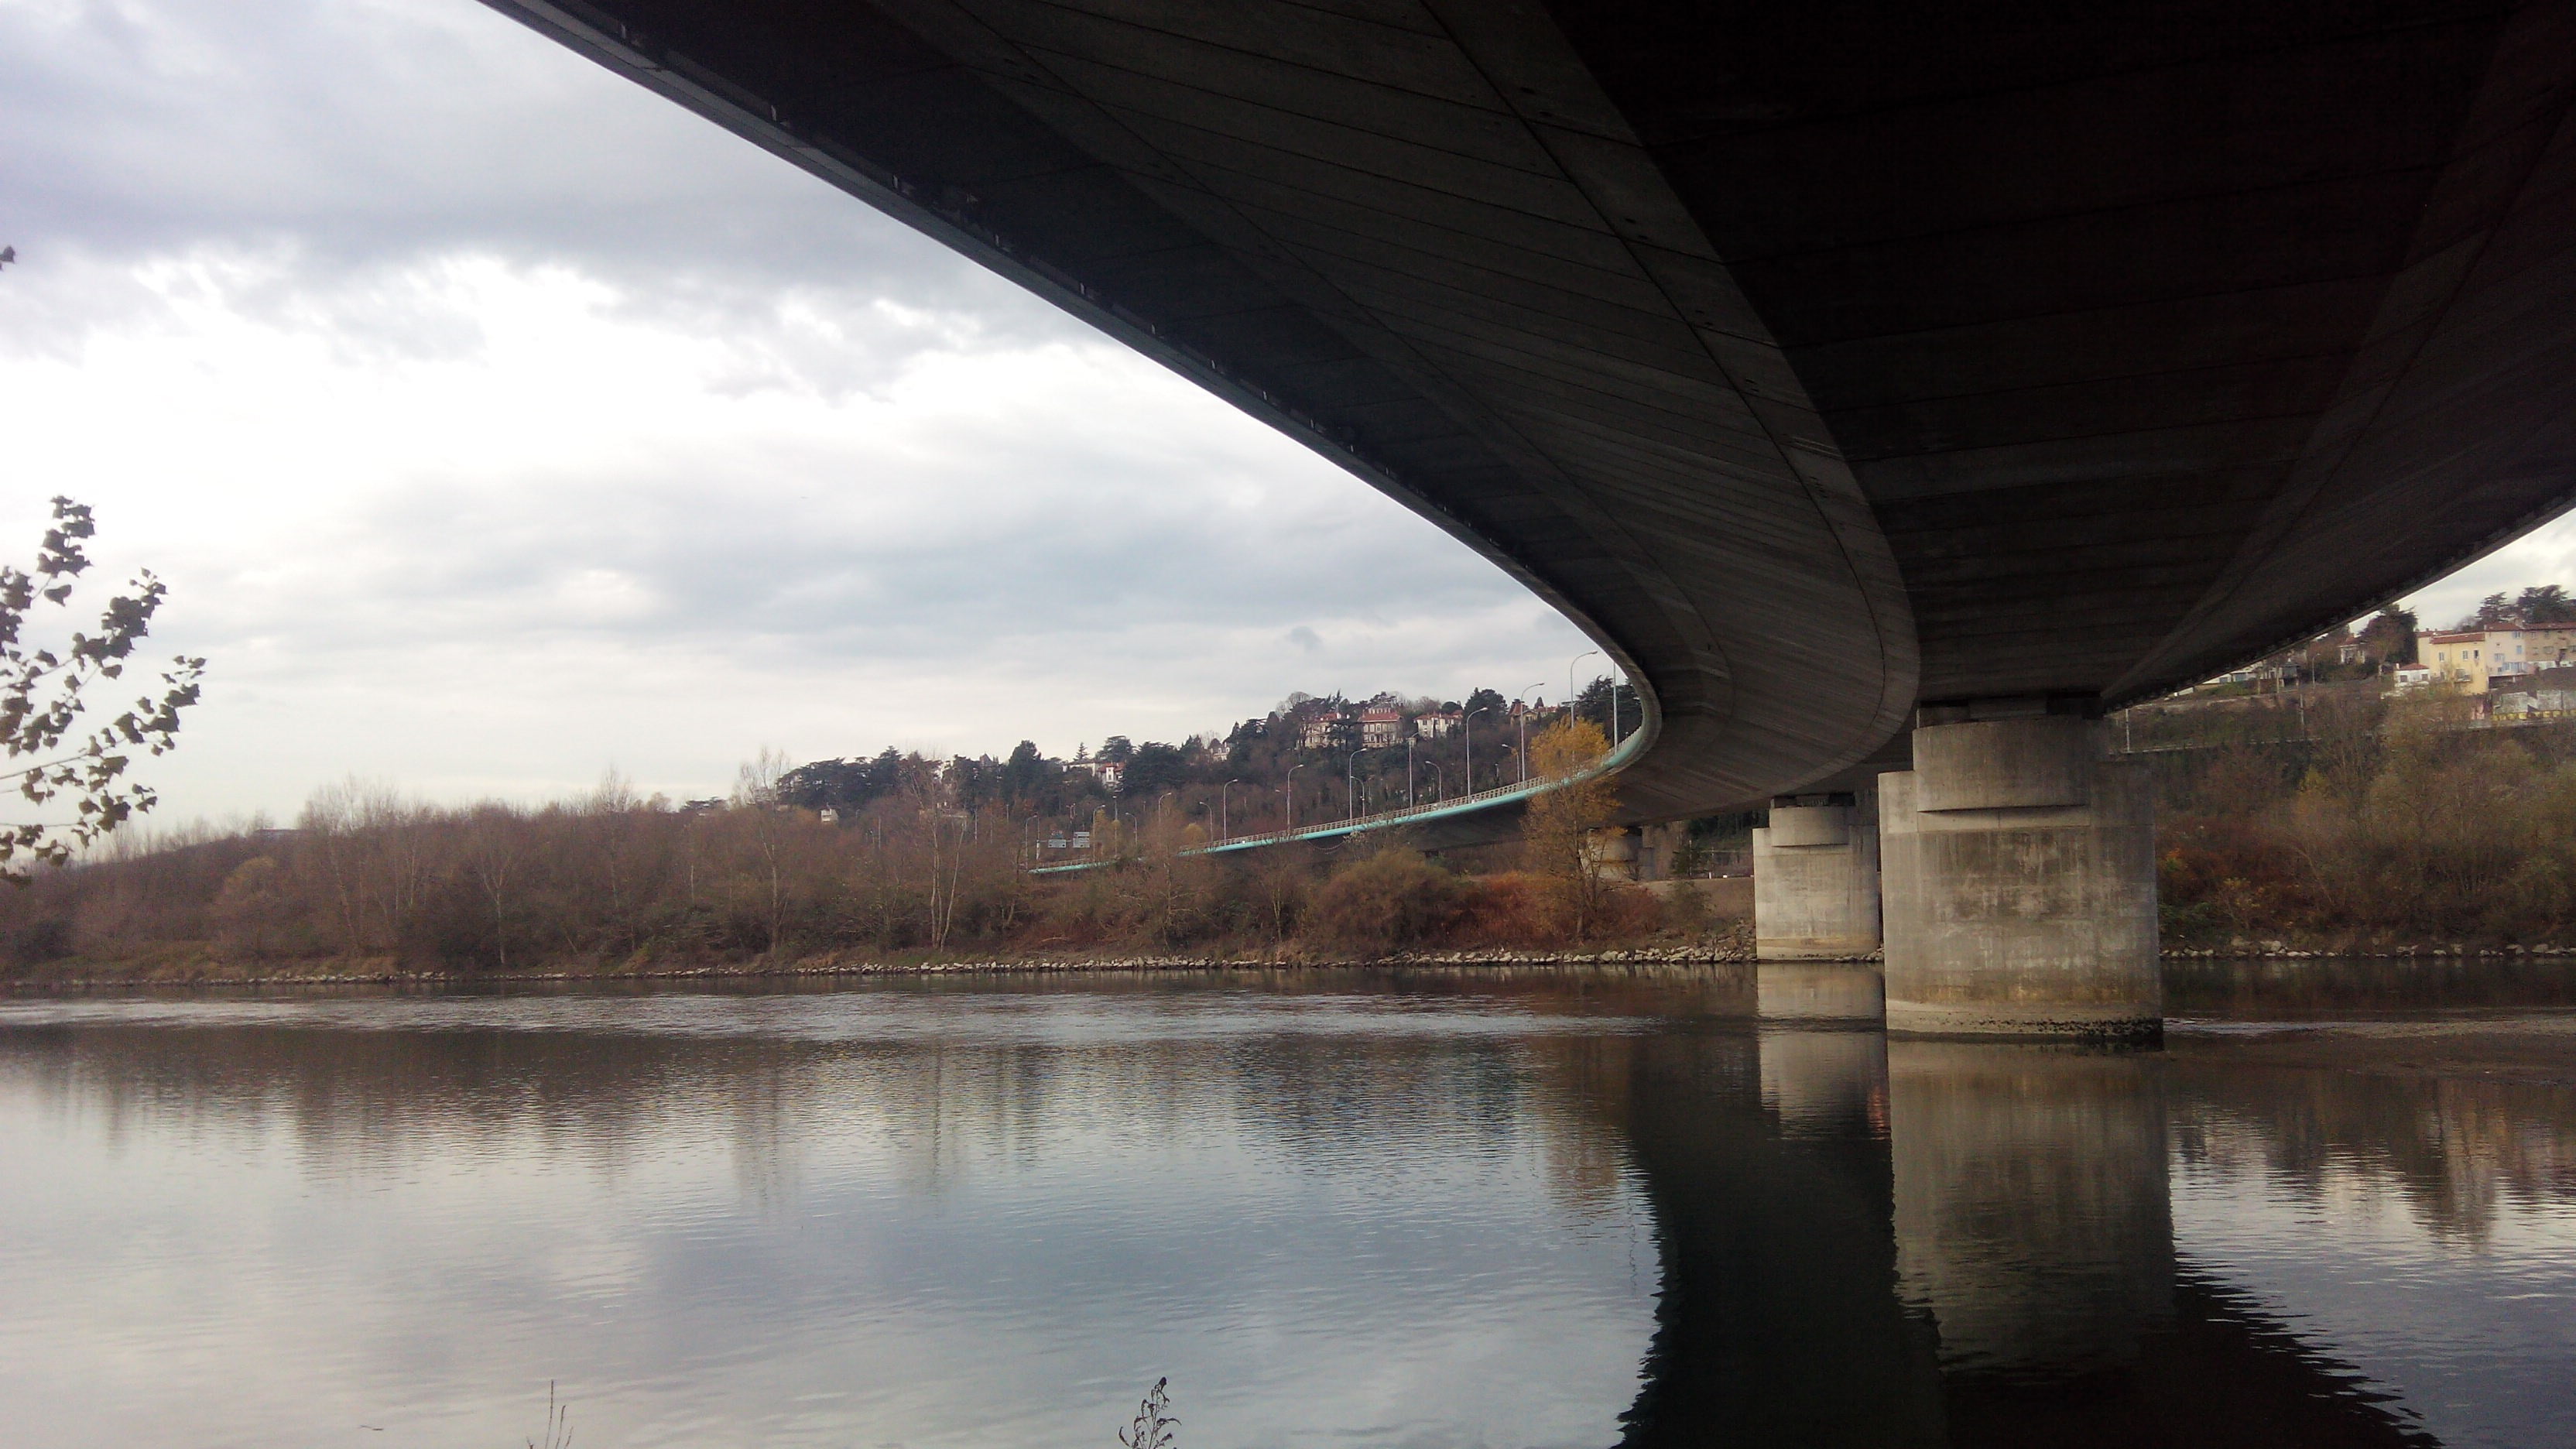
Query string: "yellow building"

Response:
xmin=2418 ymin=626 xmax=2576 ymax=692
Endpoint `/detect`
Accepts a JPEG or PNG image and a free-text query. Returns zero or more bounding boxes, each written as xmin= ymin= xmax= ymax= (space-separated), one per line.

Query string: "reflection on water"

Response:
xmin=0 ymin=964 xmax=2571 ymax=1447
xmin=1890 ymin=1042 xmax=2174 ymax=1375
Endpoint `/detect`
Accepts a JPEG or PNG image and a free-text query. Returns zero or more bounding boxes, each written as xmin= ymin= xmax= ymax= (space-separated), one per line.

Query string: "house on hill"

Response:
xmin=1067 ymin=758 xmax=1125 ymax=792
xmin=1300 ymin=710 xmax=1354 ymax=751
xmin=2419 ymin=626 xmax=2576 ymax=692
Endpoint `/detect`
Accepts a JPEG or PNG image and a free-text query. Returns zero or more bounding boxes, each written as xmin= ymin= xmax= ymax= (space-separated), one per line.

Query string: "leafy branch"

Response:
xmin=0 ymin=496 xmax=204 ymax=879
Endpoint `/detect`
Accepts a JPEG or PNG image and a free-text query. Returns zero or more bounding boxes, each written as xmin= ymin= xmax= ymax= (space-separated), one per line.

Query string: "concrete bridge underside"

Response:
xmin=486 ymin=0 xmax=2576 ymax=840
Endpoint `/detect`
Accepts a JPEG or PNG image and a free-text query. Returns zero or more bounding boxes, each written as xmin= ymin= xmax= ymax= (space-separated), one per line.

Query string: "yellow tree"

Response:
xmin=1519 ymin=717 xmax=1618 ymax=940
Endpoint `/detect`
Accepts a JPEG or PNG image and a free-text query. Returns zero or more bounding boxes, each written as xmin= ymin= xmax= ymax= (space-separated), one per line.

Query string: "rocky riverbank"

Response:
xmin=2 ymin=940 xmax=1770 ymax=990
xmin=22 ymin=935 xmax=2576 ymax=989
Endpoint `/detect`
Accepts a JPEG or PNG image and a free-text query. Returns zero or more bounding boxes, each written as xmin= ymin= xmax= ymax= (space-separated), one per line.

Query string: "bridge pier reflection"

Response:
xmin=1615 ymin=1020 xmax=1947 ymax=1447
xmin=1888 ymin=1041 xmax=2174 ymax=1373
xmin=1615 ymin=1000 xmax=2440 ymax=1445
xmin=1756 ymin=964 xmax=1889 ymax=1135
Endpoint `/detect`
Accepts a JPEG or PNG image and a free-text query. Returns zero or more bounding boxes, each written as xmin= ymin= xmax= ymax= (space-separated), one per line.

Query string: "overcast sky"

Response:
xmin=5 ymin=0 xmax=2571 ymax=826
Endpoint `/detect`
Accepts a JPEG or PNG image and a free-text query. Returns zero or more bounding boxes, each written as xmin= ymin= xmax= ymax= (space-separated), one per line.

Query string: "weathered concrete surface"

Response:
xmin=1635 ymin=874 xmax=1752 ymax=923
xmin=1889 ymin=1040 xmax=2173 ymax=1372
xmin=1882 ymin=721 xmax=2160 ymax=1039
xmin=1585 ymin=824 xmax=1639 ymax=882
xmin=1754 ymin=793 xmax=1883 ymax=960
xmin=1912 ymin=716 xmax=2095 ymax=811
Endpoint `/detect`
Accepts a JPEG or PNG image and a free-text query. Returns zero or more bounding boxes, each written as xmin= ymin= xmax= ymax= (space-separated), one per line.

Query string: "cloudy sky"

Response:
xmin=5 ymin=0 xmax=2572 ymax=825
xmin=1 ymin=0 xmax=1603 ymax=823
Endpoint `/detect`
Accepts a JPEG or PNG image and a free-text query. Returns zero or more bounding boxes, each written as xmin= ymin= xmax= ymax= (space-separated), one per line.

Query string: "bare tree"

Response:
xmin=299 ymin=779 xmax=368 ymax=954
xmin=734 ymin=747 xmax=793 ymax=955
xmin=462 ymin=803 xmax=525 ymax=969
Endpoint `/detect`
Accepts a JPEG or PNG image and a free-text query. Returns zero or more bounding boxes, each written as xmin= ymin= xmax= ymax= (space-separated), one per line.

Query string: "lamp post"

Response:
xmin=1515 ymin=683 xmax=1547 ymax=782
xmin=1221 ymin=779 xmax=1242 ymax=842
xmin=1569 ymin=650 xmax=1599 ymax=719
xmin=1347 ymin=746 xmax=1382 ymax=822
xmin=1406 ymin=735 xmax=1417 ymax=808
xmin=1466 ymin=703 xmax=1493 ymax=795
xmin=1286 ymin=762 xmax=1304 ymax=831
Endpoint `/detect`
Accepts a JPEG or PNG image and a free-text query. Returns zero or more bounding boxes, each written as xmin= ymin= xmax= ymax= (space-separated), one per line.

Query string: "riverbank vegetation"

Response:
xmin=18 ymin=687 xmax=2572 ymax=981
xmin=0 ymin=723 xmax=1732 ymax=981
xmin=2149 ymin=689 xmax=2576 ymax=947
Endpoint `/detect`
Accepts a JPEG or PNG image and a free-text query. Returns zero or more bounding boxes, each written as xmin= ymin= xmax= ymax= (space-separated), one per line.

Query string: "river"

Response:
xmin=2 ymin=964 xmax=2571 ymax=1447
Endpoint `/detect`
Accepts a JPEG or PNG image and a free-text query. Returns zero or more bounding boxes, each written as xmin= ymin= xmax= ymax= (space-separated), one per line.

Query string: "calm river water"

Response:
xmin=3 ymin=964 xmax=2573 ymax=1447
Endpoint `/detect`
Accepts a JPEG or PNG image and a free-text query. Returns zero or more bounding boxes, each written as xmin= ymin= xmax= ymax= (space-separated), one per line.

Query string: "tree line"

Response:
xmin=0 ymin=721 xmax=1741 ymax=975
xmin=2153 ymin=687 xmax=2576 ymax=943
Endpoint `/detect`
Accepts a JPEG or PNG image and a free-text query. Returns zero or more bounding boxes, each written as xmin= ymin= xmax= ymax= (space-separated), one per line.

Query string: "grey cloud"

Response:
xmin=174 ymin=439 xmax=1540 ymax=669
xmin=1 ymin=0 xmax=1599 ymax=814
xmin=0 ymin=0 xmax=1059 ymax=336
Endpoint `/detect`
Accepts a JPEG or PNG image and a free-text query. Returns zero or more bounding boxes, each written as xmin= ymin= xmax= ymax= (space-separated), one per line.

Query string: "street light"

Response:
xmin=1221 ymin=779 xmax=1242 ymax=842
xmin=1406 ymin=735 xmax=1416 ymax=808
xmin=1569 ymin=649 xmax=1599 ymax=715
xmin=1515 ymin=682 xmax=1547 ymax=782
xmin=1286 ymin=762 xmax=1305 ymax=831
xmin=1347 ymin=745 xmax=1382 ymax=822
xmin=1466 ymin=703 xmax=1494 ymax=796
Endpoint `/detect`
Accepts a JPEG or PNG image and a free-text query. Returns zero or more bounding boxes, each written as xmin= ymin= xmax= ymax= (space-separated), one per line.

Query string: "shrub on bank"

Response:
xmin=1452 ymin=871 xmax=1555 ymax=945
xmin=1303 ymin=849 xmax=1471 ymax=952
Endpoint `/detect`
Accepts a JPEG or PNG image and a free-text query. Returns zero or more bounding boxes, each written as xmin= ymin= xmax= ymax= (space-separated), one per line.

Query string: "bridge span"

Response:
xmin=483 ymin=0 xmax=2576 ymax=1034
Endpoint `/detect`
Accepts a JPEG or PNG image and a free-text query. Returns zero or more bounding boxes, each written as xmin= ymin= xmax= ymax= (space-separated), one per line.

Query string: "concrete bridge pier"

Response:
xmin=1879 ymin=708 xmax=2160 ymax=1040
xmin=1752 ymin=789 xmax=1883 ymax=960
xmin=1585 ymin=826 xmax=1639 ymax=882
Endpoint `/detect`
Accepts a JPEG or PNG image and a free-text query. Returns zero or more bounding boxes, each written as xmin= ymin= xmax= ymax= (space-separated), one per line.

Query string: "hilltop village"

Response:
xmin=769 ymin=677 xmax=1644 ymax=855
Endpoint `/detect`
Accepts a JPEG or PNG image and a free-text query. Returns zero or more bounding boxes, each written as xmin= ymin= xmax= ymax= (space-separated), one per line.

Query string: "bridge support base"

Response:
xmin=1879 ymin=713 xmax=2160 ymax=1040
xmin=1585 ymin=827 xmax=1639 ymax=882
xmin=1753 ymin=789 xmax=1882 ymax=960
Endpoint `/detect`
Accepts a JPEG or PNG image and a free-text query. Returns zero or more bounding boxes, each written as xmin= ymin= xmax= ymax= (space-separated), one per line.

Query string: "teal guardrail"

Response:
xmin=1030 ymin=714 xmax=1653 ymax=875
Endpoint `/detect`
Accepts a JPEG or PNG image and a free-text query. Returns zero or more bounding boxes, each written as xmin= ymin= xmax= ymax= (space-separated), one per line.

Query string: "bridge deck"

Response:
xmin=482 ymin=0 xmax=2576 ymax=828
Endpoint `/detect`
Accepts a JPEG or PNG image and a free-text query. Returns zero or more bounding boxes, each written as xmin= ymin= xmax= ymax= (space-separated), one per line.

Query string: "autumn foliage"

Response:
xmin=2154 ymin=690 xmax=2576 ymax=944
